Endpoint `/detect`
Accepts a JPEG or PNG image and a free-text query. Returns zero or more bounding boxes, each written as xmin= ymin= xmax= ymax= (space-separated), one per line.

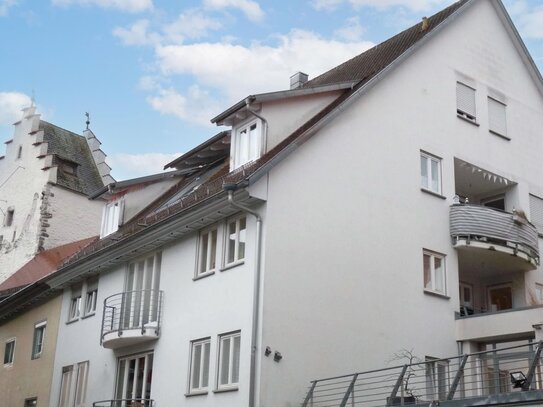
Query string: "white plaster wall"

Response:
xmin=45 ymin=185 xmax=103 ymax=250
xmin=50 ymin=214 xmax=257 ymax=407
xmin=121 ymin=179 xmax=178 ymax=222
xmin=0 ymin=109 xmax=50 ymax=280
xmin=257 ymin=1 xmax=543 ymax=406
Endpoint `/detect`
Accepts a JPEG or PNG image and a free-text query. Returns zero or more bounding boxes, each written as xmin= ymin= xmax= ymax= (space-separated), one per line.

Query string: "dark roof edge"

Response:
xmin=210 ymin=81 xmax=358 ymax=124
xmin=163 ymin=130 xmax=230 ymax=169
xmin=89 ymin=169 xmax=194 ymax=199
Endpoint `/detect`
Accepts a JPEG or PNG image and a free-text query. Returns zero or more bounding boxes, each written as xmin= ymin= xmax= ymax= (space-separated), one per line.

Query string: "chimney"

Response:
xmin=421 ymin=17 xmax=429 ymax=32
xmin=290 ymin=72 xmax=309 ymax=90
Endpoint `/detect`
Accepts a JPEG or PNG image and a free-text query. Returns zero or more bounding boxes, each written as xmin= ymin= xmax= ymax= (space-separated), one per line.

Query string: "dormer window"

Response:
xmin=59 ymin=159 xmax=78 ymax=176
xmin=100 ymin=200 xmax=123 ymax=238
xmin=231 ymin=119 xmax=262 ymax=170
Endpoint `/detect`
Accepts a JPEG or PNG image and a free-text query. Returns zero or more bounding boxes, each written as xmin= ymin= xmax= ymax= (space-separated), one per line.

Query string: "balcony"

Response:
xmin=450 ymin=204 xmax=539 ymax=272
xmin=101 ymin=289 xmax=163 ymax=349
xmin=301 ymin=342 xmax=543 ymax=407
xmin=93 ymin=400 xmax=154 ymax=407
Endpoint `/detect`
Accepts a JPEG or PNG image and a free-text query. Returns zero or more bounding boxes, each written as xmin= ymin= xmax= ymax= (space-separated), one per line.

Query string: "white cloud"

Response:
xmin=311 ymin=0 xmax=449 ymax=12
xmin=163 ymin=9 xmax=222 ymax=42
xmin=155 ymin=29 xmax=374 ymax=101
xmin=516 ymin=7 xmax=543 ymax=39
xmin=203 ymin=0 xmax=264 ymax=22
xmin=51 ymin=0 xmax=153 ymax=13
xmin=334 ymin=16 xmax=365 ymax=41
xmin=113 ymin=19 xmax=158 ymax=46
xmin=0 ymin=0 xmax=18 ymax=16
xmin=0 ymin=92 xmax=32 ymax=126
xmin=147 ymin=85 xmax=220 ymax=126
xmin=108 ymin=152 xmax=182 ymax=180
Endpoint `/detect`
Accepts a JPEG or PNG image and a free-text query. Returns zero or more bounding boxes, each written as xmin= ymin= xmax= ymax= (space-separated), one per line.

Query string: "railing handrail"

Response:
xmin=103 ymin=289 xmax=163 ymax=303
xmin=92 ymin=398 xmax=154 ymax=407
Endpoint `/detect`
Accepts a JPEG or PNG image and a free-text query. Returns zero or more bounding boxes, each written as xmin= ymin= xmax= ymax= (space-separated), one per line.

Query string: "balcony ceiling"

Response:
xmin=457 ymin=245 xmax=536 ymax=276
xmin=454 ymin=158 xmax=515 ymax=198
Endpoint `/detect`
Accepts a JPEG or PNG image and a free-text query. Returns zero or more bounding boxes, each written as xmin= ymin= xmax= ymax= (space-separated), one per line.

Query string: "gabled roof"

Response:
xmin=40 ymin=120 xmax=105 ymax=196
xmin=164 ymin=130 xmax=231 ymax=170
xmin=303 ymin=0 xmax=469 ymax=88
xmin=0 ymin=236 xmax=97 ymax=296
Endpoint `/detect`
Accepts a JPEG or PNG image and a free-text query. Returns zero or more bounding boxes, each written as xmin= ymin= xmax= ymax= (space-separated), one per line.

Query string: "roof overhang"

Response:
xmin=211 ymin=81 xmax=358 ymax=125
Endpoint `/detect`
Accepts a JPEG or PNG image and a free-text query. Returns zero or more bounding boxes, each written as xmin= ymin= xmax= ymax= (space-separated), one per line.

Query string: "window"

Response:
xmin=197 ymin=227 xmax=218 ymax=276
xmin=32 ymin=321 xmax=46 ymax=359
xmin=232 ymin=120 xmax=262 ymax=169
xmin=100 ymin=200 xmax=123 ymax=237
xmin=488 ymin=283 xmax=512 ymax=312
xmin=189 ymin=338 xmax=211 ymax=393
xmin=488 ymin=97 xmax=507 ymax=138
xmin=225 ymin=217 xmax=246 ymax=265
xmin=420 ymin=152 xmax=442 ymax=195
xmin=529 ymin=194 xmax=543 ymax=235
xmin=84 ymin=279 xmax=98 ymax=316
xmin=217 ymin=331 xmax=241 ymax=389
xmin=535 ymin=283 xmax=543 ymax=305
xmin=4 ymin=339 xmax=15 ymax=366
xmin=58 ymin=361 xmax=89 ymax=407
xmin=4 ymin=208 xmax=14 ymax=227
xmin=69 ymin=286 xmax=82 ymax=321
xmin=456 ymin=82 xmax=476 ymax=122
xmin=59 ymin=159 xmax=78 ymax=175
xmin=426 ymin=357 xmax=449 ymax=400
xmin=423 ymin=251 xmax=446 ymax=295
xmin=24 ymin=398 xmax=37 ymax=407
xmin=115 ymin=353 xmax=153 ymax=402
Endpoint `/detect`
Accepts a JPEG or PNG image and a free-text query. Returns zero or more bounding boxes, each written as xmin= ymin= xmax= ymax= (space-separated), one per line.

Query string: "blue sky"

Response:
xmin=1 ymin=0 xmax=542 ymax=180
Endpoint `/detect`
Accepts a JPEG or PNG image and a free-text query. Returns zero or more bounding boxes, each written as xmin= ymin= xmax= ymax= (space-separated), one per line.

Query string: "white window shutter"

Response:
xmin=457 ymin=82 xmax=476 ymax=118
xmin=530 ymin=194 xmax=543 ymax=234
xmin=488 ymin=98 xmax=507 ymax=136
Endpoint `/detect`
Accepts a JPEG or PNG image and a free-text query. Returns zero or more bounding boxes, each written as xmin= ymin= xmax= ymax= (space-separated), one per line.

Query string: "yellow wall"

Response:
xmin=0 ymin=294 xmax=62 ymax=407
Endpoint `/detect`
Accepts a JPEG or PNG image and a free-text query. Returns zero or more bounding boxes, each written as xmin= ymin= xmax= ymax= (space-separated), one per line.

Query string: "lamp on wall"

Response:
xmin=510 ymin=371 xmax=527 ymax=388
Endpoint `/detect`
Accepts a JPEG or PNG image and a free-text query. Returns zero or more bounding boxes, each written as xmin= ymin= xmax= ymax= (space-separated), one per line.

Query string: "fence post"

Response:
xmin=447 ymin=354 xmax=468 ymax=400
xmin=301 ymin=381 xmax=317 ymax=407
xmin=387 ymin=365 xmax=408 ymax=406
xmin=523 ymin=341 xmax=543 ymax=391
xmin=340 ymin=374 xmax=359 ymax=407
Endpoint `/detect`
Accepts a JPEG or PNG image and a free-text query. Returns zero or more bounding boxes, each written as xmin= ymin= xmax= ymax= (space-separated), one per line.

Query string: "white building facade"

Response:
xmin=29 ymin=0 xmax=543 ymax=406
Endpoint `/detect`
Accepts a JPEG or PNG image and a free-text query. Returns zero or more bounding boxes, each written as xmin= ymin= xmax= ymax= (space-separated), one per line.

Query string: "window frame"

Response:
xmin=3 ymin=338 xmax=16 ymax=366
xmin=84 ymin=288 xmax=98 ymax=316
xmin=68 ymin=292 xmax=82 ymax=322
xmin=216 ymin=330 xmax=241 ymax=391
xmin=456 ymin=81 xmax=477 ymax=123
xmin=420 ymin=151 xmax=443 ymax=196
xmin=31 ymin=321 xmax=46 ymax=360
xmin=224 ymin=216 xmax=247 ymax=268
xmin=100 ymin=199 xmax=124 ymax=238
xmin=423 ymin=250 xmax=447 ymax=296
xmin=188 ymin=337 xmax=212 ymax=394
xmin=196 ymin=225 xmax=219 ymax=278
xmin=488 ymin=96 xmax=508 ymax=139
xmin=24 ymin=398 xmax=38 ymax=407
xmin=231 ymin=118 xmax=262 ymax=170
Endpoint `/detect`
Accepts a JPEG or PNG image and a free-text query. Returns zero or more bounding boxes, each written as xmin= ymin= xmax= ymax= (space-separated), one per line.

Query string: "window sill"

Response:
xmin=31 ymin=354 xmax=42 ymax=361
xmin=221 ymin=260 xmax=245 ymax=272
xmin=193 ymin=271 xmax=215 ymax=281
xmin=66 ymin=318 xmax=79 ymax=325
xmin=424 ymin=289 xmax=450 ymax=300
xmin=489 ymin=130 xmax=510 ymax=141
xmin=213 ymin=386 xmax=239 ymax=394
xmin=3 ymin=363 xmax=13 ymax=368
xmin=420 ymin=188 xmax=447 ymax=200
xmin=185 ymin=390 xmax=208 ymax=397
xmin=81 ymin=312 xmax=95 ymax=320
xmin=457 ymin=114 xmax=480 ymax=127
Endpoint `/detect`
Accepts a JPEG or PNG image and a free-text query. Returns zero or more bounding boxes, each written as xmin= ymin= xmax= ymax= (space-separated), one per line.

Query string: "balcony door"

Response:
xmin=124 ymin=253 xmax=161 ymax=330
xmin=459 ymin=282 xmax=473 ymax=315
xmin=115 ymin=353 xmax=153 ymax=406
xmin=487 ymin=284 xmax=512 ymax=312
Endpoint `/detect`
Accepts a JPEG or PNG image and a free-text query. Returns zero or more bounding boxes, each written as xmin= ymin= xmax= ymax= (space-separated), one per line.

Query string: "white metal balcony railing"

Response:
xmin=449 ymin=204 xmax=539 ymax=265
xmin=100 ymin=289 xmax=163 ymax=348
xmin=301 ymin=342 xmax=543 ymax=407
xmin=93 ymin=399 xmax=154 ymax=407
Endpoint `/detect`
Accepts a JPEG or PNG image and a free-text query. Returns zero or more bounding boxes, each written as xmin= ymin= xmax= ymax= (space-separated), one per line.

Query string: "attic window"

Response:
xmin=100 ymin=200 xmax=124 ymax=238
xmin=59 ymin=160 xmax=78 ymax=176
xmin=231 ymin=119 xmax=262 ymax=170
xmin=456 ymin=82 xmax=476 ymax=122
xmin=4 ymin=208 xmax=14 ymax=227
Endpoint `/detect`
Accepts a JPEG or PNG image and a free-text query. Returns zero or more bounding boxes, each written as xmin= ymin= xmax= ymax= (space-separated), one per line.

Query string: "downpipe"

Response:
xmin=225 ymin=185 xmax=262 ymax=407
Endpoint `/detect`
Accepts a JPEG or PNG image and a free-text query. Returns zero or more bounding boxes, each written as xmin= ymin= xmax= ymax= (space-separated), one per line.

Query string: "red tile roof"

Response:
xmin=0 ymin=237 xmax=98 ymax=293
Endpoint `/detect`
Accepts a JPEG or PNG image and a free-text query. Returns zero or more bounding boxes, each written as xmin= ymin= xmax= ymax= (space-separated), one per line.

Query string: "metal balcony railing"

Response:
xmin=100 ymin=289 xmax=163 ymax=344
xmin=450 ymin=204 xmax=539 ymax=263
xmin=301 ymin=342 xmax=543 ymax=407
xmin=93 ymin=399 xmax=154 ymax=407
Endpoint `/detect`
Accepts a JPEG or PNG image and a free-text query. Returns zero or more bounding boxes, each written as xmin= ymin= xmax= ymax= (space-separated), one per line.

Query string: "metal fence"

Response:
xmin=93 ymin=399 xmax=154 ymax=407
xmin=100 ymin=289 xmax=163 ymax=344
xmin=301 ymin=342 xmax=543 ymax=407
